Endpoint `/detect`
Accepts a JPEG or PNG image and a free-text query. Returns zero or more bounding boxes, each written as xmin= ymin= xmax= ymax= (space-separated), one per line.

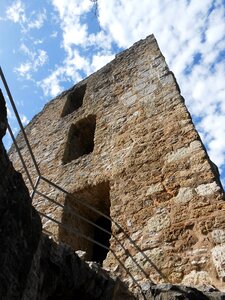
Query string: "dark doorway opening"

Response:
xmin=92 ymin=216 xmax=111 ymax=264
xmin=59 ymin=181 xmax=111 ymax=264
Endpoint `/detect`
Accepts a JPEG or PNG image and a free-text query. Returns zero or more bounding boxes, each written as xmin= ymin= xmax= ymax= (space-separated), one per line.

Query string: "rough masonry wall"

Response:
xmin=9 ymin=35 xmax=225 ymax=290
xmin=0 ymin=89 xmax=134 ymax=300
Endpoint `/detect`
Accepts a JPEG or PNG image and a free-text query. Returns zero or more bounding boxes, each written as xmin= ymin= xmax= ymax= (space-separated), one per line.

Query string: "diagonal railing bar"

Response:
xmin=35 ymin=188 xmax=153 ymax=282
xmin=31 ymin=176 xmax=41 ymax=200
xmin=109 ymin=251 xmax=147 ymax=300
xmin=0 ymin=66 xmax=41 ymax=177
xmin=7 ymin=123 xmax=35 ymax=190
xmin=113 ymin=223 xmax=169 ymax=282
xmin=38 ymin=210 xmax=147 ymax=299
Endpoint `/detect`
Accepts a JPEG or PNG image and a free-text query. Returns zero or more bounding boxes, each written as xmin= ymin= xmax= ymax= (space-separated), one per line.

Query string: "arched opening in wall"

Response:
xmin=59 ymin=181 xmax=111 ymax=264
xmin=62 ymin=115 xmax=96 ymax=164
xmin=61 ymin=83 xmax=86 ymax=117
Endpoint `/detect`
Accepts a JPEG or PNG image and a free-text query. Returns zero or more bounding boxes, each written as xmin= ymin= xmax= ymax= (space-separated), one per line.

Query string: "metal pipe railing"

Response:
xmin=31 ymin=176 xmax=41 ymax=199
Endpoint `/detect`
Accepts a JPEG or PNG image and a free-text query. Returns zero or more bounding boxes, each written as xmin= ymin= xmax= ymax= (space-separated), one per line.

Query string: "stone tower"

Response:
xmin=9 ymin=35 xmax=225 ymax=290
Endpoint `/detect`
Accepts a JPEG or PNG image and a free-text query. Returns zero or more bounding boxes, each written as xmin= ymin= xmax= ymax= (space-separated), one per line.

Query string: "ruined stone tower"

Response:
xmin=9 ymin=35 xmax=225 ymax=290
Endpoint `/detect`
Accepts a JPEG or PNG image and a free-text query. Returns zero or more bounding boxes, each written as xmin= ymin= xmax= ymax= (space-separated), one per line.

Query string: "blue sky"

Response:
xmin=0 ymin=0 xmax=225 ymax=187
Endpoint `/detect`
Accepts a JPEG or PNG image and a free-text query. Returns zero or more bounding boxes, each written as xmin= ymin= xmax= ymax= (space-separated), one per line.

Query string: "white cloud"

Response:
xmin=39 ymin=0 xmax=115 ymax=97
xmin=91 ymin=53 xmax=115 ymax=71
xmin=198 ymin=113 xmax=225 ymax=168
xmin=6 ymin=0 xmax=46 ymax=32
xmin=33 ymin=39 xmax=44 ymax=45
xmin=65 ymin=50 xmax=90 ymax=73
xmin=37 ymin=50 xmax=48 ymax=67
xmin=39 ymin=68 xmax=63 ymax=97
xmin=88 ymin=31 xmax=113 ymax=50
xmin=205 ymin=4 xmax=225 ymax=45
xmin=39 ymin=65 xmax=82 ymax=98
xmin=15 ymin=47 xmax=48 ymax=79
xmin=21 ymin=114 xmax=29 ymax=126
xmin=20 ymin=43 xmax=31 ymax=56
xmin=5 ymin=1 xmax=48 ymax=81
xmin=15 ymin=63 xmax=32 ymax=79
xmin=7 ymin=107 xmax=13 ymax=120
xmin=50 ymin=31 xmax=58 ymax=39
xmin=39 ymin=48 xmax=115 ymax=98
xmin=27 ymin=10 xmax=46 ymax=30
xmin=6 ymin=0 xmax=26 ymax=23
xmin=51 ymin=0 xmax=92 ymax=49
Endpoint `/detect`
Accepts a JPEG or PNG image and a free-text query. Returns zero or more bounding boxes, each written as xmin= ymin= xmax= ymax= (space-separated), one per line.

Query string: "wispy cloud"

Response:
xmin=21 ymin=114 xmax=29 ymax=125
xmin=50 ymin=31 xmax=58 ymax=39
xmin=6 ymin=0 xmax=46 ymax=32
xmin=15 ymin=45 xmax=48 ymax=79
xmin=51 ymin=0 xmax=92 ymax=49
xmin=33 ymin=39 xmax=44 ymax=45
xmin=38 ymin=67 xmax=72 ymax=97
xmin=6 ymin=0 xmax=26 ymax=23
xmin=5 ymin=1 xmax=48 ymax=80
xmin=91 ymin=53 xmax=115 ymax=71
xmin=27 ymin=10 xmax=46 ymax=30
xmin=15 ymin=63 xmax=32 ymax=79
xmin=38 ymin=49 xmax=114 ymax=98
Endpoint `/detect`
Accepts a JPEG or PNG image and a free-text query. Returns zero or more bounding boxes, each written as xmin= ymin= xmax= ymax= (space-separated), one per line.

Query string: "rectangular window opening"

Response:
xmin=61 ymin=83 xmax=86 ymax=117
xmin=62 ymin=115 xmax=96 ymax=164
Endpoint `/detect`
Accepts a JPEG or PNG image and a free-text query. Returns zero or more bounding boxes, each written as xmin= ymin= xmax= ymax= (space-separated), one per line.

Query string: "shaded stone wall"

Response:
xmin=0 ymin=89 xmax=42 ymax=299
xmin=9 ymin=35 xmax=225 ymax=289
xmin=22 ymin=235 xmax=135 ymax=300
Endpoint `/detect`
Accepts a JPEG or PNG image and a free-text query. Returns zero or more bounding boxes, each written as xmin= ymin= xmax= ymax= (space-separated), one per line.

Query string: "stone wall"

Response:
xmin=9 ymin=35 xmax=225 ymax=290
xmin=0 ymin=89 xmax=134 ymax=300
